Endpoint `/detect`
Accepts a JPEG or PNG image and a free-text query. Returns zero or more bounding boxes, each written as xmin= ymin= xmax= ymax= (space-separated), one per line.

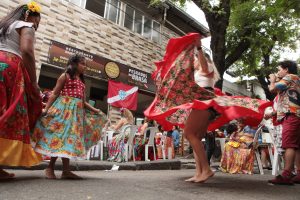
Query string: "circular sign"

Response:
xmin=105 ymin=62 xmax=120 ymax=79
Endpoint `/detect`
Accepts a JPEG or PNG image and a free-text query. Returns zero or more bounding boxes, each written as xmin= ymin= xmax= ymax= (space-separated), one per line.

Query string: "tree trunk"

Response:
xmin=257 ymin=53 xmax=276 ymax=101
xmin=194 ymin=0 xmax=231 ymax=90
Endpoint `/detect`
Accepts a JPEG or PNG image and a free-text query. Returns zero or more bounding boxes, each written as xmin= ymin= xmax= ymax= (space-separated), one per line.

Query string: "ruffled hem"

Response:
xmin=34 ymin=148 xmax=86 ymax=160
xmin=0 ymin=138 xmax=42 ymax=167
xmin=145 ymin=97 xmax=272 ymax=131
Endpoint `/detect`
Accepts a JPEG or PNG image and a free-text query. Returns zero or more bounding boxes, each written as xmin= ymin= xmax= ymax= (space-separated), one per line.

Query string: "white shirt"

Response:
xmin=0 ymin=21 xmax=33 ymax=58
xmin=194 ymin=63 xmax=214 ymax=88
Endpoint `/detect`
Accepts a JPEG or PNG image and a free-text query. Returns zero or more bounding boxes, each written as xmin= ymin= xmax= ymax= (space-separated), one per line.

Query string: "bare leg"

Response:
xmin=185 ymin=151 xmax=202 ymax=182
xmin=193 ymin=142 xmax=214 ymax=183
xmin=61 ymin=158 xmax=82 ymax=179
xmin=184 ymin=110 xmax=214 ymax=183
xmin=261 ymin=148 xmax=270 ymax=168
xmin=284 ymin=148 xmax=296 ymax=172
xmin=295 ymin=149 xmax=300 ymax=172
xmin=45 ymin=157 xmax=57 ymax=179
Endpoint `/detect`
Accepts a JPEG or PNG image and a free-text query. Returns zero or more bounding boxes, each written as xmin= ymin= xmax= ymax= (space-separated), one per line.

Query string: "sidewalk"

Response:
xmin=5 ymin=159 xmax=182 ymax=171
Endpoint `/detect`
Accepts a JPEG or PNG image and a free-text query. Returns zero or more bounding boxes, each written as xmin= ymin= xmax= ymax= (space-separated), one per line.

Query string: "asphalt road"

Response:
xmin=0 ymin=169 xmax=299 ymax=200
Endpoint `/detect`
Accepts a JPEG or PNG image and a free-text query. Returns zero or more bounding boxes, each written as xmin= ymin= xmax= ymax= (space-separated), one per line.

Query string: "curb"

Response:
xmin=4 ymin=160 xmax=182 ymax=171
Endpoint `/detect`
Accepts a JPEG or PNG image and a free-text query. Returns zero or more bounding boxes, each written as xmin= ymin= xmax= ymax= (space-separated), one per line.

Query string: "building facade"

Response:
xmin=1 ymin=0 xmax=209 ymax=123
xmin=223 ymin=79 xmax=266 ymax=100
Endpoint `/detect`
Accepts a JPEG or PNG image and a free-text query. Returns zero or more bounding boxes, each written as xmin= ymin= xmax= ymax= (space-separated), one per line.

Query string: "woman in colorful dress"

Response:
xmin=134 ymin=118 xmax=156 ymax=161
xmin=220 ymin=122 xmax=257 ymax=174
xmin=33 ymin=54 xmax=106 ymax=179
xmin=107 ymin=108 xmax=134 ymax=162
xmin=144 ymin=33 xmax=271 ymax=183
xmin=155 ymin=125 xmax=164 ymax=159
xmin=0 ymin=2 xmax=42 ymax=180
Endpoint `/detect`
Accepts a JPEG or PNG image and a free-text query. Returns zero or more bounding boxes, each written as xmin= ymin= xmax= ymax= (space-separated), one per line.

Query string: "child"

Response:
xmin=33 ymin=54 xmax=106 ymax=179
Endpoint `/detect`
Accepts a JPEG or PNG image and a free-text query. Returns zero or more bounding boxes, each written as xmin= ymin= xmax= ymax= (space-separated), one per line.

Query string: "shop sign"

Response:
xmin=47 ymin=40 xmax=156 ymax=93
xmin=128 ymin=68 xmax=153 ymax=90
xmin=105 ymin=62 xmax=120 ymax=79
xmin=48 ymin=40 xmax=105 ymax=79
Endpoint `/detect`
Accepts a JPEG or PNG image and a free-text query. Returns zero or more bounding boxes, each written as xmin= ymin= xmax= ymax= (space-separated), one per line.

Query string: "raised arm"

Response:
xmin=268 ymin=74 xmax=278 ymax=93
xmin=195 ymin=39 xmax=210 ymax=74
xmin=43 ymin=73 xmax=66 ymax=113
xmin=139 ymin=122 xmax=148 ymax=135
xmin=197 ymin=48 xmax=210 ymax=74
xmin=111 ymin=118 xmax=126 ymax=132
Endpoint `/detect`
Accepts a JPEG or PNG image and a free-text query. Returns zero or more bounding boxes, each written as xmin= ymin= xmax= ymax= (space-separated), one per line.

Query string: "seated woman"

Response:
xmin=134 ymin=118 xmax=156 ymax=161
xmin=155 ymin=125 xmax=164 ymax=159
xmin=107 ymin=108 xmax=134 ymax=162
xmin=220 ymin=121 xmax=257 ymax=174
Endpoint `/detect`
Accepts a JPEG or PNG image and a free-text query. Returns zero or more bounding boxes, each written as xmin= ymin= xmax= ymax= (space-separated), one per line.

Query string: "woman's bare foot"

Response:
xmin=0 ymin=169 xmax=15 ymax=180
xmin=193 ymin=170 xmax=214 ymax=183
xmin=185 ymin=175 xmax=199 ymax=182
xmin=61 ymin=171 xmax=82 ymax=180
xmin=45 ymin=168 xmax=56 ymax=179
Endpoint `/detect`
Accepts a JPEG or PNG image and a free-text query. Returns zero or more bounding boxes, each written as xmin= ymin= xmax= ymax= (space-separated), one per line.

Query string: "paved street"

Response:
xmin=1 ymin=169 xmax=299 ymax=200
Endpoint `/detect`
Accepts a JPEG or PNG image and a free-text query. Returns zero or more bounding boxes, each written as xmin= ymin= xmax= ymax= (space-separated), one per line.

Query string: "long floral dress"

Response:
xmin=107 ymin=125 xmax=132 ymax=162
xmin=144 ymin=33 xmax=272 ymax=131
xmin=33 ymin=78 xmax=106 ymax=159
xmin=220 ymin=132 xmax=255 ymax=174
xmin=0 ymin=51 xmax=42 ymax=167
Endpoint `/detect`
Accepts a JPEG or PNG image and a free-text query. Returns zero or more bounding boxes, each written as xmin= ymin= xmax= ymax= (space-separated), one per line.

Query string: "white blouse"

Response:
xmin=0 ymin=20 xmax=34 ymax=58
xmin=194 ymin=63 xmax=215 ymax=88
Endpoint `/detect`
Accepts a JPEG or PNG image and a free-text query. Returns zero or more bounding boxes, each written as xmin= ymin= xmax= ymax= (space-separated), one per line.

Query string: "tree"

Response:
xmin=227 ymin=0 xmax=300 ymax=100
xmin=151 ymin=0 xmax=300 ymax=100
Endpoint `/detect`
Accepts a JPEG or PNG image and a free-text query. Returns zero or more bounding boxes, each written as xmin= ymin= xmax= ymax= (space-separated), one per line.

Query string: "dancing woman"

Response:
xmin=144 ymin=33 xmax=271 ymax=183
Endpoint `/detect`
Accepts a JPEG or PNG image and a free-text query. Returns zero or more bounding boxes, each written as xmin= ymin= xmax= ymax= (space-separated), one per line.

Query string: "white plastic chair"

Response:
xmin=260 ymin=131 xmax=274 ymax=164
xmin=87 ymin=140 xmax=104 ymax=160
xmin=268 ymin=125 xmax=284 ymax=176
xmin=252 ymin=124 xmax=265 ymax=175
xmin=103 ymin=130 xmax=114 ymax=147
xmin=215 ymin=138 xmax=226 ymax=154
xmin=121 ymin=125 xmax=138 ymax=162
xmin=144 ymin=127 xmax=158 ymax=161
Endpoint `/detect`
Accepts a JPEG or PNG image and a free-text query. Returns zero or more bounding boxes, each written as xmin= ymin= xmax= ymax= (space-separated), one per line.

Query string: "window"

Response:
xmin=134 ymin=10 xmax=143 ymax=35
xmin=143 ymin=16 xmax=152 ymax=39
xmin=84 ymin=0 xmax=162 ymax=43
xmin=124 ymin=4 xmax=134 ymax=31
xmin=152 ymin=21 xmax=161 ymax=43
xmin=105 ymin=0 xmax=120 ymax=24
xmin=85 ymin=0 xmax=105 ymax=17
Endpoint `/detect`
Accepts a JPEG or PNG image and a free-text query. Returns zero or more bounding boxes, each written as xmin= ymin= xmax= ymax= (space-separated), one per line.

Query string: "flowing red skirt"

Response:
xmin=0 ymin=51 xmax=42 ymax=166
xmin=144 ymin=33 xmax=272 ymax=131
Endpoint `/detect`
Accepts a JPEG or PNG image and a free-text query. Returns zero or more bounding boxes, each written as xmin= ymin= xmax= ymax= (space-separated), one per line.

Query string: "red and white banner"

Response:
xmin=107 ymin=80 xmax=138 ymax=110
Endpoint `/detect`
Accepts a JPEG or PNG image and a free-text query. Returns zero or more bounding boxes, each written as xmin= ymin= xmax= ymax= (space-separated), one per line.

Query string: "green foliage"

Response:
xmin=151 ymin=0 xmax=300 ymax=81
xmin=227 ymin=0 xmax=300 ymax=77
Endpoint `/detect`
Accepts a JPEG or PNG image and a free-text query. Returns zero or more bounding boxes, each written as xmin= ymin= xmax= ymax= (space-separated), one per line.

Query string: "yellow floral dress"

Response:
xmin=220 ymin=131 xmax=255 ymax=174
